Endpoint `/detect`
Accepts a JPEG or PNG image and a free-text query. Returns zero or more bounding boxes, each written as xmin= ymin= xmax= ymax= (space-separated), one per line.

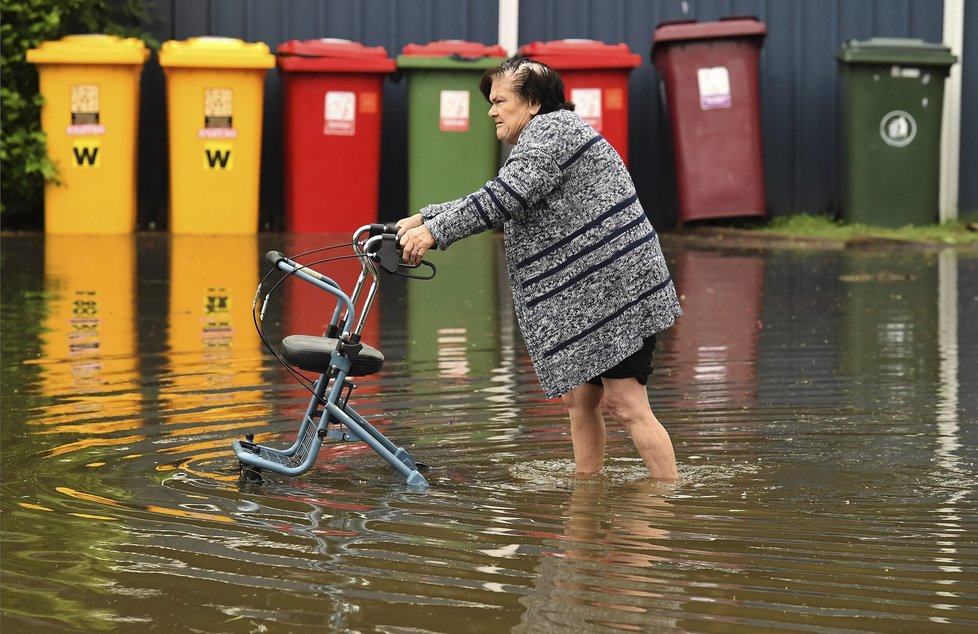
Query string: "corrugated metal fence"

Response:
xmin=136 ymin=0 xmax=976 ymax=229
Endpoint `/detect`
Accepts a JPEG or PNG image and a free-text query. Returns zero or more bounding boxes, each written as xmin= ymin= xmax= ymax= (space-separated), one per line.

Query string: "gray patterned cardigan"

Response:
xmin=422 ymin=109 xmax=682 ymax=398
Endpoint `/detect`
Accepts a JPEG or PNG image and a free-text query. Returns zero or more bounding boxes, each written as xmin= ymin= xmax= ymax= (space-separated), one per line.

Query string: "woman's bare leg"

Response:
xmin=561 ymin=383 xmax=606 ymax=474
xmin=601 ymin=377 xmax=677 ymax=480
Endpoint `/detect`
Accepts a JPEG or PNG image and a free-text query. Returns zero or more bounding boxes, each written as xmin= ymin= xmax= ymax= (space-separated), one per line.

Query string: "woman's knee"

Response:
xmin=562 ymin=383 xmax=603 ymax=412
xmin=601 ymin=380 xmax=650 ymax=423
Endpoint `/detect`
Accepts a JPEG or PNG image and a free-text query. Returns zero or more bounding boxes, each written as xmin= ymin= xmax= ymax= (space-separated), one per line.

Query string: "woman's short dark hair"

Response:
xmin=479 ymin=57 xmax=575 ymax=114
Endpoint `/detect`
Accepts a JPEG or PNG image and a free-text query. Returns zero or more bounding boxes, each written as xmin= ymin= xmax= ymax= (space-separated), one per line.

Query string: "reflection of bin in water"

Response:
xmin=35 ymin=236 xmax=140 ymax=424
xmin=159 ymin=37 xmax=274 ymax=234
xmin=841 ymin=251 xmax=938 ymax=388
xmin=664 ymin=248 xmax=763 ymax=409
xmin=396 ymin=41 xmax=507 ymax=214
xmin=281 ymin=233 xmax=381 ymax=352
xmin=518 ymin=39 xmax=640 ymax=165
xmin=652 ymin=18 xmax=767 ymax=225
xmin=407 ymin=236 xmax=500 ymax=379
xmin=27 ymin=35 xmax=149 ymax=234
xmin=278 ymin=39 xmax=396 ymax=232
xmin=165 ymin=236 xmax=267 ymax=430
xmin=837 ymin=38 xmax=956 ymax=227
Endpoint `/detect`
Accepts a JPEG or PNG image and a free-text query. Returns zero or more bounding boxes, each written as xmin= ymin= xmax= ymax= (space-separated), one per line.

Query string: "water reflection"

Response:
xmin=1 ymin=233 xmax=976 ymax=633
xmin=160 ymin=236 xmax=270 ymax=479
xmin=30 ymin=235 xmax=142 ymax=457
xmin=667 ymin=248 xmax=763 ymax=409
xmin=517 ymin=479 xmax=683 ymax=633
xmin=408 ymin=232 xmax=501 ymax=378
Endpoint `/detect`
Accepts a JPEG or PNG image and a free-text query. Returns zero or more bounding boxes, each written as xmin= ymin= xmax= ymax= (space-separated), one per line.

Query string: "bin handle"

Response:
xmin=449 ymin=52 xmax=494 ymax=63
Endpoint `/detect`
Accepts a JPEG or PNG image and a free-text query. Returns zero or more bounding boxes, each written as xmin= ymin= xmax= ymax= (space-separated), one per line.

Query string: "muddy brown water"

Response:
xmin=1 ymin=232 xmax=976 ymax=632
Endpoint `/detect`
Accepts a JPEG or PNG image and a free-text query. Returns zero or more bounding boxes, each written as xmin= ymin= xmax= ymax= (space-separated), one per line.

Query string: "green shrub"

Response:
xmin=0 ymin=0 xmax=155 ymax=229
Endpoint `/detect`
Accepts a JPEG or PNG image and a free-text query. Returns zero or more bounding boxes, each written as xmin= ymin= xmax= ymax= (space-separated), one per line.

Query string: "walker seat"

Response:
xmin=232 ymin=224 xmax=435 ymax=489
xmin=281 ymin=335 xmax=384 ymax=376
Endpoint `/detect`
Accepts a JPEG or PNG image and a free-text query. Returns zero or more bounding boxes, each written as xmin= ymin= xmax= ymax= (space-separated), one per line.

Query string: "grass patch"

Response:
xmin=751 ymin=213 xmax=978 ymax=245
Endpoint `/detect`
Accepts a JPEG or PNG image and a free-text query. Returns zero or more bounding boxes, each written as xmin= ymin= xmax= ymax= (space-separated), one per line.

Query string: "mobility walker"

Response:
xmin=233 ymin=224 xmax=435 ymax=489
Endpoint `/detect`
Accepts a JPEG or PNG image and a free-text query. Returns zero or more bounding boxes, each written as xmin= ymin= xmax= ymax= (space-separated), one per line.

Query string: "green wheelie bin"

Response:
xmin=396 ymin=41 xmax=507 ymax=377
xmin=837 ymin=38 xmax=956 ymax=227
xmin=396 ymin=41 xmax=507 ymax=213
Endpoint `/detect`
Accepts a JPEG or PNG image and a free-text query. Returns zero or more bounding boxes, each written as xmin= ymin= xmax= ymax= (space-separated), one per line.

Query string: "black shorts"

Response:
xmin=586 ymin=335 xmax=656 ymax=387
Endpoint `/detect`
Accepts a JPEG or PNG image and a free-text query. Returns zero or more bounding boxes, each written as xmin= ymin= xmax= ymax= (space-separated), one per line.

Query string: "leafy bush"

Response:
xmin=0 ymin=0 xmax=155 ymax=229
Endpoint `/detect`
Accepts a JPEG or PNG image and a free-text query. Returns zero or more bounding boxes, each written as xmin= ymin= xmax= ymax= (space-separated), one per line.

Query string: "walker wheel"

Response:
xmin=239 ymin=462 xmax=264 ymax=485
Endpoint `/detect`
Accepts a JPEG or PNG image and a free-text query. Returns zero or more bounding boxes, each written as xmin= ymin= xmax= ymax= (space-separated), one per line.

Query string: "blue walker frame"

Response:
xmin=233 ymin=224 xmax=433 ymax=489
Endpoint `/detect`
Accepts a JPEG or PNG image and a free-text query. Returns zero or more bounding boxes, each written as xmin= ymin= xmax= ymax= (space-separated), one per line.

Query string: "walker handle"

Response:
xmin=369 ymin=223 xmax=400 ymax=237
xmin=266 ymin=250 xmax=286 ymax=266
xmin=266 ymin=250 xmax=329 ymax=283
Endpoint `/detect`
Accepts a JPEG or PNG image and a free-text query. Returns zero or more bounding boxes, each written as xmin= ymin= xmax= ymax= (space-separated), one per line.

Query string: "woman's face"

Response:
xmin=488 ymin=73 xmax=541 ymax=145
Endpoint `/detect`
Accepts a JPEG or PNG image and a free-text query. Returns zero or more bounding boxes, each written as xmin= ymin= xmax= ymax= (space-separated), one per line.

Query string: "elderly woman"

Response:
xmin=397 ymin=57 xmax=682 ymax=480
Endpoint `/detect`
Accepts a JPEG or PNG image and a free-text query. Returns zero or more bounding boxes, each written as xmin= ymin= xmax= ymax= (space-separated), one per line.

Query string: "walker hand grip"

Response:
xmin=369 ymin=223 xmax=400 ymax=237
xmin=266 ymin=250 xmax=286 ymax=266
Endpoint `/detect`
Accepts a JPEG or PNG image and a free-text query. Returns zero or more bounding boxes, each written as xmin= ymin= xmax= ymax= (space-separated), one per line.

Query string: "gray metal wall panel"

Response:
xmin=137 ymin=0 xmax=972 ymax=229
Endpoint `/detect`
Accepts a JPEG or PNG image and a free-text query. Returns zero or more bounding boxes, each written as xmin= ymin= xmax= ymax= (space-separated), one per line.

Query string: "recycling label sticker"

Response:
xmin=68 ymin=84 xmax=105 ymax=135
xmin=324 ymin=91 xmax=356 ymax=135
xmin=879 ymin=110 xmax=917 ymax=148
xmin=439 ymin=90 xmax=470 ymax=132
xmin=571 ymin=88 xmax=603 ymax=131
xmin=200 ymin=88 xmax=237 ymax=139
xmin=697 ymin=66 xmax=731 ymax=110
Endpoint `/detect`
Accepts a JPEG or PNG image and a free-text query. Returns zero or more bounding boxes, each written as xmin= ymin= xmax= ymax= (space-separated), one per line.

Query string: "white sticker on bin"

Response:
xmin=439 ymin=90 xmax=470 ymax=132
xmin=697 ymin=66 xmax=732 ymax=110
xmin=571 ymin=88 xmax=603 ymax=131
xmin=324 ymin=91 xmax=356 ymax=136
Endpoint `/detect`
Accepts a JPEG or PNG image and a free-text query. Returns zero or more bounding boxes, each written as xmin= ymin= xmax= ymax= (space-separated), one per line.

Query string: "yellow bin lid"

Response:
xmin=159 ymin=37 xmax=275 ymax=69
xmin=27 ymin=34 xmax=149 ymax=65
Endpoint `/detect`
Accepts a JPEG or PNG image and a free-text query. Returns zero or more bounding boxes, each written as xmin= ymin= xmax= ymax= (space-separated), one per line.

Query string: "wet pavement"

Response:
xmin=1 ymin=231 xmax=976 ymax=632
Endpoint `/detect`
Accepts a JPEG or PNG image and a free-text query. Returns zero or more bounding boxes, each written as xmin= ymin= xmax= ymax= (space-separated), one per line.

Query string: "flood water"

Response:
xmin=2 ymin=231 xmax=976 ymax=633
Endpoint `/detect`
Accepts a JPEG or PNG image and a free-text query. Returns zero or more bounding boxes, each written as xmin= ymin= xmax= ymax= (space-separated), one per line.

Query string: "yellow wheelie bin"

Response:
xmin=159 ymin=37 xmax=274 ymax=234
xmin=27 ymin=35 xmax=149 ymax=234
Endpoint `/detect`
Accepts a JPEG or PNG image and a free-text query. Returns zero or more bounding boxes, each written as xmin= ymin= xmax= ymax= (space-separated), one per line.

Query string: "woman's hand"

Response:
xmin=395 ymin=213 xmax=423 ymax=234
xmin=396 ymin=215 xmax=436 ymax=266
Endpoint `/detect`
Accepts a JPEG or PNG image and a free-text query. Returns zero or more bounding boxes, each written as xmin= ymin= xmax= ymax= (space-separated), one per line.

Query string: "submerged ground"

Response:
xmin=1 ymin=231 xmax=976 ymax=632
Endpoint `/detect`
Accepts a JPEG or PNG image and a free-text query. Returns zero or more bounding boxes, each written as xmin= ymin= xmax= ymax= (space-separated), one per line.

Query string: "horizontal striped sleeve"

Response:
xmin=482 ymin=185 xmax=511 ymax=221
xmin=494 ymin=177 xmax=528 ymax=212
xmin=468 ymin=195 xmax=492 ymax=230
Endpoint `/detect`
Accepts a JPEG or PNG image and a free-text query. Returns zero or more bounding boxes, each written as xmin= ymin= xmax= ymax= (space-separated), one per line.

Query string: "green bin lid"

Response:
xmin=27 ymin=34 xmax=149 ymax=65
xmin=837 ymin=37 xmax=956 ymax=66
xmin=397 ymin=40 xmax=507 ymax=70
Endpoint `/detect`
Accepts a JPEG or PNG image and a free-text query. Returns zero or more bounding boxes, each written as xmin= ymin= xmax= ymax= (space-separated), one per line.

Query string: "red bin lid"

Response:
xmin=401 ymin=40 xmax=507 ymax=58
xmin=277 ymin=38 xmax=395 ymax=73
xmin=519 ymin=39 xmax=640 ymax=70
xmin=652 ymin=17 xmax=767 ymax=46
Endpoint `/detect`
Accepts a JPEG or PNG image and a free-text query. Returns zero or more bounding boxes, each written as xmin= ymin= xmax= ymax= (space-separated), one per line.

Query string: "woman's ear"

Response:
xmin=529 ymin=101 xmax=542 ymax=116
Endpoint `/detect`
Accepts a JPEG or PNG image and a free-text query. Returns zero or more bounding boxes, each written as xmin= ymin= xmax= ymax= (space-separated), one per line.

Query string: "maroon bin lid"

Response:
xmin=519 ymin=39 xmax=640 ymax=70
xmin=652 ymin=17 xmax=767 ymax=49
xmin=400 ymin=40 xmax=508 ymax=58
xmin=277 ymin=38 xmax=395 ymax=73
